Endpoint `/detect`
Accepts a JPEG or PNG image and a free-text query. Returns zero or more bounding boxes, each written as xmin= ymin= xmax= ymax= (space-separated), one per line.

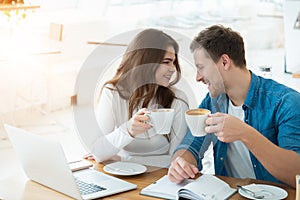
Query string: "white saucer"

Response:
xmin=103 ymin=162 xmax=147 ymax=176
xmin=238 ymin=184 xmax=288 ymax=199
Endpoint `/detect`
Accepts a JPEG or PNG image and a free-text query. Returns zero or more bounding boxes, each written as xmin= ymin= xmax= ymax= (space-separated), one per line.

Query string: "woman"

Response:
xmin=93 ymin=29 xmax=189 ymax=167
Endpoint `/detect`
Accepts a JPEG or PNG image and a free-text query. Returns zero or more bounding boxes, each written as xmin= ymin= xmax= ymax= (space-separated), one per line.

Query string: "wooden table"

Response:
xmin=94 ymin=163 xmax=296 ymax=200
xmin=0 ymin=162 xmax=295 ymax=200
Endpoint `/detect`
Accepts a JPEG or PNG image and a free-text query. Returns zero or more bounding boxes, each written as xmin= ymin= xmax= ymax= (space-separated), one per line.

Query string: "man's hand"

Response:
xmin=168 ymin=156 xmax=198 ymax=184
xmin=205 ymin=112 xmax=248 ymax=143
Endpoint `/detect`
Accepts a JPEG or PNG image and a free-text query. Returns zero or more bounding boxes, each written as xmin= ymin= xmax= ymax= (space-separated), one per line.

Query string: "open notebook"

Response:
xmin=5 ymin=124 xmax=137 ymax=200
xmin=141 ymin=174 xmax=236 ymax=200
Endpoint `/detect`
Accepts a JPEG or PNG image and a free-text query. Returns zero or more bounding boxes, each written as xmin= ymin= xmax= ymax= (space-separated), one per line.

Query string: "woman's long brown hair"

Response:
xmin=102 ymin=29 xmax=182 ymax=118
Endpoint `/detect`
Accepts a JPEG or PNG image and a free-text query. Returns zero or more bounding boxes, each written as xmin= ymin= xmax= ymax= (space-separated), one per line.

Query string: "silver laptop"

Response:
xmin=5 ymin=124 xmax=137 ymax=200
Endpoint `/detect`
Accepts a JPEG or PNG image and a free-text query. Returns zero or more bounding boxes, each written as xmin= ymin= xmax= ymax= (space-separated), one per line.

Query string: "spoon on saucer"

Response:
xmin=237 ymin=185 xmax=265 ymax=199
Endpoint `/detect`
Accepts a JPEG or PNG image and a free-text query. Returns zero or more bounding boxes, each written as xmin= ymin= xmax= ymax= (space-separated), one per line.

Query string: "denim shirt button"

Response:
xmin=220 ymin=157 xmax=223 ymax=160
xmin=253 ymin=164 xmax=256 ymax=168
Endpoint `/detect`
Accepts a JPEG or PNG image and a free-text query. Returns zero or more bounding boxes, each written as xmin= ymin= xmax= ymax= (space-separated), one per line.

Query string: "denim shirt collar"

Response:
xmin=211 ymin=93 xmax=228 ymax=113
xmin=210 ymin=70 xmax=259 ymax=113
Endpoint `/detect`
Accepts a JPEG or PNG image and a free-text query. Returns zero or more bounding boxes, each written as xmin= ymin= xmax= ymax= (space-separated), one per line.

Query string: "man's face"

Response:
xmin=193 ymin=48 xmax=225 ymax=98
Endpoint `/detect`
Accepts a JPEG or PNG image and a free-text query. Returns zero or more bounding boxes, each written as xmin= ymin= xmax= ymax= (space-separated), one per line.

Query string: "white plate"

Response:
xmin=238 ymin=184 xmax=288 ymax=199
xmin=103 ymin=162 xmax=147 ymax=176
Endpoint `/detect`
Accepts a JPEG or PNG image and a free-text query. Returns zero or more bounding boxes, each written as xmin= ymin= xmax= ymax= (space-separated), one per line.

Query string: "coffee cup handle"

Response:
xmin=144 ymin=113 xmax=154 ymax=126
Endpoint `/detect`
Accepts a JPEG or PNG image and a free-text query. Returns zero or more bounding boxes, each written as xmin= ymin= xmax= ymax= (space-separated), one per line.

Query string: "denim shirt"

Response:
xmin=176 ymin=71 xmax=300 ymax=184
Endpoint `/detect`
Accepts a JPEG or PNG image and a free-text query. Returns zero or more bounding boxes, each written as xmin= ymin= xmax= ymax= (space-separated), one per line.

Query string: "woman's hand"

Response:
xmin=126 ymin=108 xmax=152 ymax=137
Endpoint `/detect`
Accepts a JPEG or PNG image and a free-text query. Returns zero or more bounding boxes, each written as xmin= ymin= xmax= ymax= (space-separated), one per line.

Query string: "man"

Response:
xmin=168 ymin=25 xmax=300 ymax=188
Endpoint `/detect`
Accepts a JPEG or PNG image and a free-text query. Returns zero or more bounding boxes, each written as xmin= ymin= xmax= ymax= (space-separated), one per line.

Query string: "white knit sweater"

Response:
xmin=91 ymin=84 xmax=189 ymax=168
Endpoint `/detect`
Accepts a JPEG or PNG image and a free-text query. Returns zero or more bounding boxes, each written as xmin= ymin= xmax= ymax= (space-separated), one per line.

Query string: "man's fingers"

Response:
xmin=169 ymin=157 xmax=198 ymax=182
xmin=205 ymin=124 xmax=223 ymax=133
xmin=205 ymin=114 xmax=228 ymax=133
xmin=168 ymin=161 xmax=188 ymax=183
xmin=208 ymin=112 xmax=224 ymax=117
xmin=176 ymin=157 xmax=197 ymax=178
xmin=168 ymin=172 xmax=184 ymax=184
xmin=206 ymin=115 xmax=225 ymax=125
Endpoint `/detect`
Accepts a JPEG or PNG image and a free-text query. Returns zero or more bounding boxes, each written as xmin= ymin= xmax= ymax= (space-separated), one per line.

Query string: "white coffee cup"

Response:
xmin=146 ymin=108 xmax=175 ymax=135
xmin=185 ymin=108 xmax=211 ymax=137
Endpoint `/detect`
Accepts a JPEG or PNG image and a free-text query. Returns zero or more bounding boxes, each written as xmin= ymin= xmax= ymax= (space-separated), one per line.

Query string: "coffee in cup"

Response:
xmin=146 ymin=108 xmax=175 ymax=135
xmin=185 ymin=108 xmax=211 ymax=137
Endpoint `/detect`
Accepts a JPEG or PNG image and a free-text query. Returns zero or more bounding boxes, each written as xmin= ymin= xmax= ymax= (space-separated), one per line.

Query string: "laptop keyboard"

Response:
xmin=75 ymin=178 xmax=107 ymax=195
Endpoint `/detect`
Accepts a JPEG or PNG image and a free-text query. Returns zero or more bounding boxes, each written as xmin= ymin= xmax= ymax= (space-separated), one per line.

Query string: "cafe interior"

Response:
xmin=0 ymin=0 xmax=299 ymax=199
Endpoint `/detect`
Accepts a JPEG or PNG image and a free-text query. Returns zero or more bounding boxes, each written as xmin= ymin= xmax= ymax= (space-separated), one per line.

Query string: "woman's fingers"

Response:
xmin=127 ymin=108 xmax=152 ymax=136
xmin=133 ymin=108 xmax=151 ymax=123
xmin=131 ymin=120 xmax=151 ymax=131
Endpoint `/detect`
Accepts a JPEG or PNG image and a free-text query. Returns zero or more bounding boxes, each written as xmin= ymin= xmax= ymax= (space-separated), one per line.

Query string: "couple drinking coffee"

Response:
xmin=91 ymin=26 xmax=300 ymax=188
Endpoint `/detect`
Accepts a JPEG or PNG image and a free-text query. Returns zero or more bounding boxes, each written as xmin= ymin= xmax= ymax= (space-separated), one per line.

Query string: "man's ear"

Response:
xmin=220 ymin=54 xmax=231 ymax=70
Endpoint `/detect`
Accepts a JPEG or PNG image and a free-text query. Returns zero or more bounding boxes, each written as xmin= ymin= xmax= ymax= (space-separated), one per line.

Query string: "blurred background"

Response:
xmin=0 ymin=0 xmax=299 ymax=149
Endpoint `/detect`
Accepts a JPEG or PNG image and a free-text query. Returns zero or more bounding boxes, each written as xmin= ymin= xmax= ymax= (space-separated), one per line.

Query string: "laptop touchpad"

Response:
xmin=74 ymin=169 xmax=110 ymax=183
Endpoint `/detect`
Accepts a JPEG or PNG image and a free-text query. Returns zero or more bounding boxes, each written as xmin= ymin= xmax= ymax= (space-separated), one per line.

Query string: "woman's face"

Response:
xmin=155 ymin=46 xmax=176 ymax=87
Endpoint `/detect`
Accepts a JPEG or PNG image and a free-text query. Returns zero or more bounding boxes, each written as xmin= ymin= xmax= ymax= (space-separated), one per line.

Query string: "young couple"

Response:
xmin=88 ymin=26 xmax=300 ymax=188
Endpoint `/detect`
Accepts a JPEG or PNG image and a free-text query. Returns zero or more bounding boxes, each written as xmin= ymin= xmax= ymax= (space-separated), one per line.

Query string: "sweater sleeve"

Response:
xmin=92 ymin=87 xmax=134 ymax=162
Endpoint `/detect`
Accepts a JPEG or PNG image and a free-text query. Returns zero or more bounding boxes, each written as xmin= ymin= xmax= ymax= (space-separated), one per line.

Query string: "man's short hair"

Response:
xmin=190 ymin=24 xmax=246 ymax=68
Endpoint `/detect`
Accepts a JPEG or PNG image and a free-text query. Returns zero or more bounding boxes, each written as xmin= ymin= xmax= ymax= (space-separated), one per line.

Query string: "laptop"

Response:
xmin=4 ymin=124 xmax=137 ymax=200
